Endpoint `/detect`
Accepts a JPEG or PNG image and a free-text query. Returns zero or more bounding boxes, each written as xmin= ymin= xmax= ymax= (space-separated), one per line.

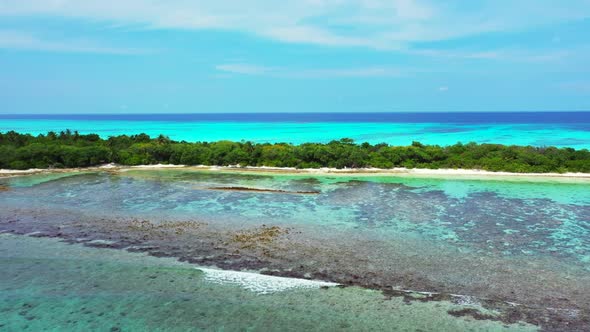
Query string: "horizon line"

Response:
xmin=2 ymin=110 xmax=590 ymax=116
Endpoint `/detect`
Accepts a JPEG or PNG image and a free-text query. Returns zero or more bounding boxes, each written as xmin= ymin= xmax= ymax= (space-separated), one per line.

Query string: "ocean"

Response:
xmin=1 ymin=112 xmax=589 ymax=148
xmin=1 ymin=112 xmax=590 ymax=330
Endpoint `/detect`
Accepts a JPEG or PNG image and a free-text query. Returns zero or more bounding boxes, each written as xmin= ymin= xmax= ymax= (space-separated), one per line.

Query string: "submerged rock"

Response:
xmin=206 ymin=186 xmax=320 ymax=194
xmin=231 ymin=225 xmax=290 ymax=250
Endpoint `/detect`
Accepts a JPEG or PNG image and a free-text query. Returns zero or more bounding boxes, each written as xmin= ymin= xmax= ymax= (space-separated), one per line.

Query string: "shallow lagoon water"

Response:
xmin=0 ymin=234 xmax=536 ymax=331
xmin=3 ymin=170 xmax=589 ymax=261
xmin=1 ymin=170 xmax=589 ymax=330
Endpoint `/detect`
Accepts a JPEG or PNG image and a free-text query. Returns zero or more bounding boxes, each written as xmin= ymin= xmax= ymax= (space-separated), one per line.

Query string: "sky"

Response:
xmin=0 ymin=0 xmax=589 ymax=114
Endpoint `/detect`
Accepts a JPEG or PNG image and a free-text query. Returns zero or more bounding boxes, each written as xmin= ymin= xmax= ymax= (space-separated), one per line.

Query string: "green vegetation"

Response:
xmin=1 ymin=130 xmax=589 ymax=173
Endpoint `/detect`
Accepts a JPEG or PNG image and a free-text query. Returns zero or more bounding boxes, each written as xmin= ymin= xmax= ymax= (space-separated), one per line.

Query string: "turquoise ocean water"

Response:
xmin=1 ymin=112 xmax=589 ymax=148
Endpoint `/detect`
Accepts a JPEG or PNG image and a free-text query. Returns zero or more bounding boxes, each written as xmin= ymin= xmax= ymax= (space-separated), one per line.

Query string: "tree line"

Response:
xmin=1 ymin=130 xmax=589 ymax=173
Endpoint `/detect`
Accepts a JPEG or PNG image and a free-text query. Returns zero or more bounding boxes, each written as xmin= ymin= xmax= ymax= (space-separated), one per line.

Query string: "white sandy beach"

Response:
xmin=2 ymin=164 xmax=590 ymax=182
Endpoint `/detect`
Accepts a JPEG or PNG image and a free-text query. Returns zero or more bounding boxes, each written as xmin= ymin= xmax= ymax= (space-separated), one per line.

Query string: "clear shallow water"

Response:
xmin=0 ymin=234 xmax=536 ymax=331
xmin=3 ymin=170 xmax=589 ymax=263
xmin=1 ymin=170 xmax=589 ymax=330
xmin=1 ymin=112 xmax=589 ymax=148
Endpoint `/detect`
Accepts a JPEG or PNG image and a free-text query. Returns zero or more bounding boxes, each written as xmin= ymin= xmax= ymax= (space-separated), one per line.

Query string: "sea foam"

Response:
xmin=198 ymin=268 xmax=339 ymax=294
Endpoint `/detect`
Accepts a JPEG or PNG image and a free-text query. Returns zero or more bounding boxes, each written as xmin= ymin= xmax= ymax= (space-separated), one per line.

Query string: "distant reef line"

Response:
xmin=1 ymin=130 xmax=589 ymax=174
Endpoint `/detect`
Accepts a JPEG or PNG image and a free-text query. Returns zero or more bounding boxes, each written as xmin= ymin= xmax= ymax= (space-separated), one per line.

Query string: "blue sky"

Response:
xmin=0 ymin=1 xmax=589 ymax=113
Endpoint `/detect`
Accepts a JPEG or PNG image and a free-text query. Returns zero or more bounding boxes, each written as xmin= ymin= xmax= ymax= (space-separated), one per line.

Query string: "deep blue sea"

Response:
xmin=1 ymin=111 xmax=589 ymax=123
xmin=1 ymin=112 xmax=589 ymax=148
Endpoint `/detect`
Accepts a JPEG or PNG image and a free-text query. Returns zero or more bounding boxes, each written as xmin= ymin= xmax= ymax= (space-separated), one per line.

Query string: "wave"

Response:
xmin=198 ymin=267 xmax=339 ymax=294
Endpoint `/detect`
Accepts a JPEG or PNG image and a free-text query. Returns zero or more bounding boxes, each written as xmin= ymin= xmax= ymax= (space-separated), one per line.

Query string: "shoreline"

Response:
xmin=2 ymin=163 xmax=590 ymax=181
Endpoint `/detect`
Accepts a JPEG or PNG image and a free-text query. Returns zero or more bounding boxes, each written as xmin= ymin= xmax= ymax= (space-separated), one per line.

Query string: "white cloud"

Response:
xmin=0 ymin=0 xmax=589 ymax=49
xmin=261 ymin=26 xmax=387 ymax=49
xmin=438 ymin=86 xmax=449 ymax=92
xmin=408 ymin=47 xmax=587 ymax=63
xmin=299 ymin=67 xmax=403 ymax=78
xmin=215 ymin=64 xmax=274 ymax=75
xmin=0 ymin=30 xmax=146 ymax=54
xmin=216 ymin=63 xmax=403 ymax=78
